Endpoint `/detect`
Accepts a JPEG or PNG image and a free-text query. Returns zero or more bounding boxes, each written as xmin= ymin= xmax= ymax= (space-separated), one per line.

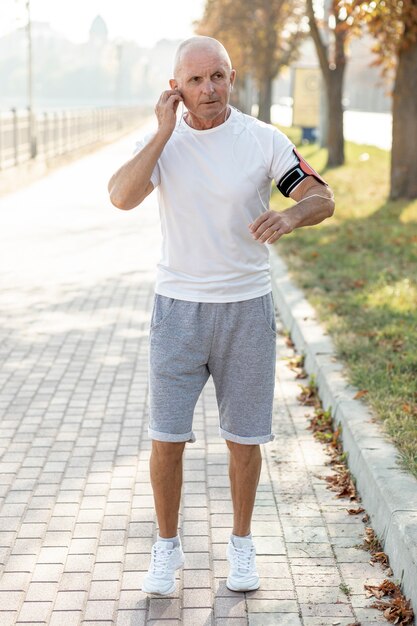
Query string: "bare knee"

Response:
xmin=151 ymin=440 xmax=186 ymax=463
xmin=226 ymin=440 xmax=261 ymax=462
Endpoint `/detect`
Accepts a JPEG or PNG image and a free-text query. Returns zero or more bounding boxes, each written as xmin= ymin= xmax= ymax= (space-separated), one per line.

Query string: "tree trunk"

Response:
xmin=258 ymin=78 xmax=272 ymax=123
xmin=390 ymin=39 xmax=417 ymax=199
xmin=306 ymin=0 xmax=346 ymax=167
xmin=325 ymin=66 xmax=345 ymax=167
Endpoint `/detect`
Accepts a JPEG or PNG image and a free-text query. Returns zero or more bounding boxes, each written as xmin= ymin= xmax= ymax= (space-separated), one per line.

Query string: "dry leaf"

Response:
xmin=370 ymin=595 xmax=414 ymax=624
xmin=354 ymin=389 xmax=369 ymax=399
xmin=284 ymin=335 xmax=295 ymax=348
xmin=346 ymin=506 xmax=365 ymax=515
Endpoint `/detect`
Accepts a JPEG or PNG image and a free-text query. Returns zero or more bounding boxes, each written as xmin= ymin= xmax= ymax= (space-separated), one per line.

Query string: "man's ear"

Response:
xmin=230 ymin=69 xmax=236 ymax=89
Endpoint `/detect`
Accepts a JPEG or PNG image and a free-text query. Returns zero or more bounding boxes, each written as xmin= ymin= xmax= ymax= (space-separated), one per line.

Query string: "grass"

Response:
xmin=339 ymin=582 xmax=353 ymax=597
xmin=271 ymin=126 xmax=417 ymax=479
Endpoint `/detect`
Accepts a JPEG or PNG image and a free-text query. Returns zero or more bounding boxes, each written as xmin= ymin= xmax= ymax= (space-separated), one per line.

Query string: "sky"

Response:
xmin=0 ymin=0 xmax=206 ymax=47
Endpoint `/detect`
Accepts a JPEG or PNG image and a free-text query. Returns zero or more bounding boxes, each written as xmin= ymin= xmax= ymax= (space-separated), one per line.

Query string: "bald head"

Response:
xmin=173 ymin=36 xmax=232 ymax=79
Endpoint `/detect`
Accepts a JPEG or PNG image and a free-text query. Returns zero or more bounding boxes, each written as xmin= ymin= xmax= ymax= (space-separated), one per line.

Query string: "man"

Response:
xmin=108 ymin=35 xmax=334 ymax=596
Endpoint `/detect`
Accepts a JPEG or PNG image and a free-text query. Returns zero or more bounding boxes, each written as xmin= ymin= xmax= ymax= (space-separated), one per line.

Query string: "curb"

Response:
xmin=270 ymin=249 xmax=417 ymax=621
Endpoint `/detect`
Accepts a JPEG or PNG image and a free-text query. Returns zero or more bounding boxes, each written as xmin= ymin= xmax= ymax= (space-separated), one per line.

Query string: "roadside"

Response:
xmin=0 ymin=112 xmax=153 ymax=199
xmin=270 ymin=127 xmax=417 ymax=480
xmin=271 ymin=106 xmax=392 ymax=151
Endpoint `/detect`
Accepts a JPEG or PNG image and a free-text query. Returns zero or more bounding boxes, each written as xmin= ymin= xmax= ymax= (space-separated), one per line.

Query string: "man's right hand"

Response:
xmin=155 ymin=89 xmax=183 ymax=137
xmin=108 ymin=89 xmax=183 ymax=210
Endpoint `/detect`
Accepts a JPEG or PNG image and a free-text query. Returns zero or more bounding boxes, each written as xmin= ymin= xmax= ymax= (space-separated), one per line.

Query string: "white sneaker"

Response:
xmin=141 ymin=539 xmax=185 ymax=595
xmin=226 ymin=535 xmax=260 ymax=592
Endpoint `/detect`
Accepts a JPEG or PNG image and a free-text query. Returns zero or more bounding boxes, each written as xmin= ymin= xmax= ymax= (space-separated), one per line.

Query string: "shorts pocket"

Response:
xmin=150 ymin=294 xmax=177 ymax=330
xmin=258 ymin=292 xmax=277 ymax=337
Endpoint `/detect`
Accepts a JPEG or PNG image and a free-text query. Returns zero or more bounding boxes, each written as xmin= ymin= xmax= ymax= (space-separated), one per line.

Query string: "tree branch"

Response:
xmin=306 ymin=0 xmax=330 ymax=80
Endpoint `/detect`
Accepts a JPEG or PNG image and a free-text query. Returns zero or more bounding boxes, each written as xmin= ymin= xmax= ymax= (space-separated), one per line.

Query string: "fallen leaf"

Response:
xmin=392 ymin=338 xmax=404 ymax=352
xmin=354 ymin=389 xmax=369 ymax=399
xmin=346 ymin=506 xmax=365 ymax=515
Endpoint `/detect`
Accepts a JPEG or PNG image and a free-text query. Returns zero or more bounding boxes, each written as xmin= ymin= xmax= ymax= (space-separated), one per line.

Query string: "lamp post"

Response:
xmin=25 ymin=0 xmax=37 ymax=157
xmin=114 ymin=38 xmax=123 ymax=129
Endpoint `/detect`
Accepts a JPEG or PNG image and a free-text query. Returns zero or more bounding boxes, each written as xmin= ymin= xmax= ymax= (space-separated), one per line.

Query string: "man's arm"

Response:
xmin=108 ymin=89 xmax=182 ymax=210
xmin=249 ymin=176 xmax=335 ymax=245
xmin=107 ymin=134 xmax=164 ymax=211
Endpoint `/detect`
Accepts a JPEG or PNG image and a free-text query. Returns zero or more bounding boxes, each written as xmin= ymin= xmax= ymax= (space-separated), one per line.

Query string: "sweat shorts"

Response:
xmin=147 ymin=291 xmax=277 ymax=445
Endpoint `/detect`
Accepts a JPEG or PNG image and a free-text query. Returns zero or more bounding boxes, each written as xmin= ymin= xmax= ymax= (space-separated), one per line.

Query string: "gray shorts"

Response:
xmin=147 ymin=291 xmax=277 ymax=445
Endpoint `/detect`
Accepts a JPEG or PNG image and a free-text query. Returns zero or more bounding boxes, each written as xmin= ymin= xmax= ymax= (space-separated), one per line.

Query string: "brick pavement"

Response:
xmin=0 ymin=133 xmax=393 ymax=625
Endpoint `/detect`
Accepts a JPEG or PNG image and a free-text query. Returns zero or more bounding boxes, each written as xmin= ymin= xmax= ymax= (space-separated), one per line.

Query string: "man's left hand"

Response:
xmin=248 ymin=211 xmax=294 ymax=245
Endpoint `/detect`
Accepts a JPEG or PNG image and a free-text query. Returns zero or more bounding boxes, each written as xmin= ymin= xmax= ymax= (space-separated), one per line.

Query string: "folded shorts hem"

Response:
xmin=148 ymin=427 xmax=196 ymax=443
xmin=219 ymin=427 xmax=275 ymax=444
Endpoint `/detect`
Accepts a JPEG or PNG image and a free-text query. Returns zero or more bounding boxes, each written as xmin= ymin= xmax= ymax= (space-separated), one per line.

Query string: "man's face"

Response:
xmin=170 ymin=47 xmax=235 ymax=122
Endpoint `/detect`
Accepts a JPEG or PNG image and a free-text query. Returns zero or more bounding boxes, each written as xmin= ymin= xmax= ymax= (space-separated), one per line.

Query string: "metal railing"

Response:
xmin=0 ymin=106 xmax=148 ymax=170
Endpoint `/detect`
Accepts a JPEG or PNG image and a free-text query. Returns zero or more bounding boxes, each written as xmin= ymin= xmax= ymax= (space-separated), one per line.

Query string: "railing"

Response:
xmin=0 ymin=106 xmax=148 ymax=170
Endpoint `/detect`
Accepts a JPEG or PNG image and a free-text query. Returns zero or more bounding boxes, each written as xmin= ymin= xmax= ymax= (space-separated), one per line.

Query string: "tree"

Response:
xmin=195 ymin=0 xmax=305 ymax=123
xmin=306 ymin=0 xmax=358 ymax=167
xmin=350 ymin=0 xmax=417 ymax=199
xmin=194 ymin=0 xmax=252 ymax=112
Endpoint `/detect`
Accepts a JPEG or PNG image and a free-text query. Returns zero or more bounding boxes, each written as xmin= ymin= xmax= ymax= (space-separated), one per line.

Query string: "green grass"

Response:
xmin=271 ymin=126 xmax=417 ymax=478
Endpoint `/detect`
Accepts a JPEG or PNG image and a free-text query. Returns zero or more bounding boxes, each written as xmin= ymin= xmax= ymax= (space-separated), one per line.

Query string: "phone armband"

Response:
xmin=277 ymin=148 xmax=328 ymax=197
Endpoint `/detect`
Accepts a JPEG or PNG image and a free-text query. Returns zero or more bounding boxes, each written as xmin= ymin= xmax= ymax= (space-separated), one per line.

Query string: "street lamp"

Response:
xmin=24 ymin=0 xmax=36 ymax=157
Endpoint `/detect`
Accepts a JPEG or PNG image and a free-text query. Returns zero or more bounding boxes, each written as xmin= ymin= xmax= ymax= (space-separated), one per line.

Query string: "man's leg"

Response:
xmin=226 ymin=440 xmax=262 ymax=536
xmin=150 ymin=440 xmax=186 ymax=537
xmin=224 ymin=440 xmax=262 ymax=591
xmin=141 ymin=439 xmax=186 ymax=595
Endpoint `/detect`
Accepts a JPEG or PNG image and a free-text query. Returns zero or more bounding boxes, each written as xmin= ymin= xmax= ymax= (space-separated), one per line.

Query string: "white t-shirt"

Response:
xmin=133 ymin=107 xmax=298 ymax=302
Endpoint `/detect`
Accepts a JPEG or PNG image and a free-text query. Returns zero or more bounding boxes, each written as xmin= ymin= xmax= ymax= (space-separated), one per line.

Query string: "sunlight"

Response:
xmin=366 ymin=279 xmax=417 ymax=313
xmin=400 ymin=200 xmax=417 ymax=224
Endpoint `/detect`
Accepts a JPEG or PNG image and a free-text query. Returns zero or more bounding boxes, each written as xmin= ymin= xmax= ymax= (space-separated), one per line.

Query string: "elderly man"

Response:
xmin=108 ymin=35 xmax=334 ymax=596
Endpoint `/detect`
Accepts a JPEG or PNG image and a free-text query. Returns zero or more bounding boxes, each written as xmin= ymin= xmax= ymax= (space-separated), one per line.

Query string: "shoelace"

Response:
xmin=150 ymin=545 xmax=173 ymax=575
xmin=233 ymin=545 xmax=255 ymax=573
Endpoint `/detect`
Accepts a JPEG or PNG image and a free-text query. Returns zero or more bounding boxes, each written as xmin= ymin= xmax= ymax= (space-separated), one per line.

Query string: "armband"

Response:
xmin=277 ymin=148 xmax=328 ymax=197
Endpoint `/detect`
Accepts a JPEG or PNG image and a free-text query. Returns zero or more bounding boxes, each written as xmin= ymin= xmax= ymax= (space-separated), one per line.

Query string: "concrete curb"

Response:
xmin=270 ymin=249 xmax=417 ymax=620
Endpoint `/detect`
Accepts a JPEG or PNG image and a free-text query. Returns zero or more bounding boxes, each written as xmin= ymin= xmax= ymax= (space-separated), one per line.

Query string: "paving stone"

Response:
xmin=31 ymin=563 xmax=64 ymax=582
xmin=148 ymin=597 xmax=181 ymax=619
xmin=0 ymin=612 xmax=18 ymax=626
xmin=25 ymin=582 xmax=59 ymax=602
xmin=183 ymin=569 xmax=212 ymax=589
xmin=59 ymin=572 xmax=91 ymax=591
xmin=0 ymin=572 xmax=31 ymax=591
xmin=216 ymin=617 xmax=248 ymax=626
xmin=16 ymin=600 xmax=52 ymax=621
xmin=182 ymin=608 xmax=213 ymax=625
xmin=53 ymin=590 xmax=87 ymax=610
xmin=0 ymin=591 xmax=25 ymax=611
xmin=118 ymin=590 xmax=148 ymax=610
xmin=296 ymin=586 xmax=350 ymax=604
xmin=300 ymin=603 xmax=354 ymax=617
xmin=83 ymin=599 xmax=116 ymax=621
xmin=49 ymin=611 xmax=82 ymax=626
xmin=353 ymin=607 xmax=394 ymax=624
xmin=115 ymin=610 xmax=147 ymax=626
xmin=248 ymin=613 xmax=302 ymax=625
xmin=214 ymin=596 xmax=247 ymax=618
xmin=246 ymin=598 xmax=299 ymax=613
xmin=183 ymin=587 xmax=213 ymax=608
xmin=303 ymin=617 xmax=352 ymax=626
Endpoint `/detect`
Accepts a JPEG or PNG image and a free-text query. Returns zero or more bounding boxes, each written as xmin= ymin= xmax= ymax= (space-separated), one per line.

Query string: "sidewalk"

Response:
xmin=0 ymin=133 xmax=397 ymax=625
